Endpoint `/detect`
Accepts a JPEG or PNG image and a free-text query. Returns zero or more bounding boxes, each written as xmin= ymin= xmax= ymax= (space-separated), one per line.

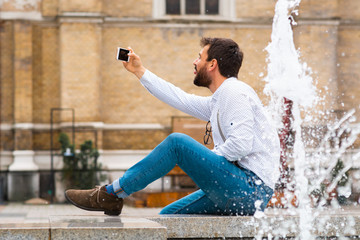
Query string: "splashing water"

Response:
xmin=264 ymin=0 xmax=316 ymax=121
xmin=263 ymin=0 xmax=315 ymax=238
xmin=262 ymin=0 xmax=360 ymax=239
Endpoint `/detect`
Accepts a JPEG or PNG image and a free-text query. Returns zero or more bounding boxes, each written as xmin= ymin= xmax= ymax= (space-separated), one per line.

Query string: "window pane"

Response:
xmin=205 ymin=0 xmax=219 ymax=15
xmin=166 ymin=0 xmax=180 ymax=15
xmin=186 ymin=0 xmax=200 ymax=14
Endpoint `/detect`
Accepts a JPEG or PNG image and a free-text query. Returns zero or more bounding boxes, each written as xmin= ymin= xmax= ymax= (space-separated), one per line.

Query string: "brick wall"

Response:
xmin=1 ymin=0 xmax=360 ymax=152
xmin=0 ymin=21 xmax=14 ymax=124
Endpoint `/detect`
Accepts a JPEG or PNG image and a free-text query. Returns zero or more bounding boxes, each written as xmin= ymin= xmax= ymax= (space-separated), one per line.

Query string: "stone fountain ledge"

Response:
xmin=1 ymin=207 xmax=360 ymax=239
xmin=149 ymin=211 xmax=360 ymax=239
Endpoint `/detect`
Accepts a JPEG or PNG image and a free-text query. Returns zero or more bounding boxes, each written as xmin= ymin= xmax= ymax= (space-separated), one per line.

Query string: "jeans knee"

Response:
xmin=166 ymin=132 xmax=187 ymax=144
xmin=168 ymin=132 xmax=185 ymax=140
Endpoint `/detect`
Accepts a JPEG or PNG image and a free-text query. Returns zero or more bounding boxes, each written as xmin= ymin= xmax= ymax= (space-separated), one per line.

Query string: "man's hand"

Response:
xmin=123 ymin=47 xmax=146 ymax=79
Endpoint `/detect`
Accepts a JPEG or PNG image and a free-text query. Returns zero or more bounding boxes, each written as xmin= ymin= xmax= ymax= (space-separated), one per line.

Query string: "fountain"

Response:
xmin=261 ymin=0 xmax=360 ymax=239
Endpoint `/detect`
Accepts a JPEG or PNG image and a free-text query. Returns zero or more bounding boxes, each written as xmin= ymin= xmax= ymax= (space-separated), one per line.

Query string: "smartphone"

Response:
xmin=117 ymin=47 xmax=130 ymax=62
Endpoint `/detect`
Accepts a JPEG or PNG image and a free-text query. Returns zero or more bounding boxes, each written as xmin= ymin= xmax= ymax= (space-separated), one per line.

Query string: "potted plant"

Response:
xmin=59 ymin=133 xmax=106 ymax=190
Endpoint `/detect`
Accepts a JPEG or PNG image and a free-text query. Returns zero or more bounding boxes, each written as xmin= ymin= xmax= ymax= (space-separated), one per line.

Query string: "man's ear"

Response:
xmin=208 ymin=59 xmax=217 ymax=71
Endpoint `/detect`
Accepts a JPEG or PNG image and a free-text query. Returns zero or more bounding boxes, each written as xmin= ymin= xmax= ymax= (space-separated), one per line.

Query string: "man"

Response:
xmin=65 ymin=37 xmax=280 ymax=216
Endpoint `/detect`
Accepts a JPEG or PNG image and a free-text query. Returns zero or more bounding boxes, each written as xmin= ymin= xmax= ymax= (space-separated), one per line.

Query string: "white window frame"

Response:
xmin=153 ymin=0 xmax=236 ymax=21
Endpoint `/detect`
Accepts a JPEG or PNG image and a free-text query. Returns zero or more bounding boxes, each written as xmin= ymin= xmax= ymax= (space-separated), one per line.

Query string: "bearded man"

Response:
xmin=65 ymin=37 xmax=280 ymax=216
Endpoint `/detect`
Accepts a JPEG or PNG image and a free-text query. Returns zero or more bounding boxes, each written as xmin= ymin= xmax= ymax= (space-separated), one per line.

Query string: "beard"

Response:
xmin=193 ymin=66 xmax=212 ymax=88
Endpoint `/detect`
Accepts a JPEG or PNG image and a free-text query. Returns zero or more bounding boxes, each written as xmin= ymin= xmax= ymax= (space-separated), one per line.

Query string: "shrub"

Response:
xmin=59 ymin=133 xmax=106 ymax=189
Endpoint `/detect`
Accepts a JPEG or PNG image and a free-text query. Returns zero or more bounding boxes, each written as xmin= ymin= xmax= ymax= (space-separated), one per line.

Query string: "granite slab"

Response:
xmin=149 ymin=213 xmax=360 ymax=239
xmin=49 ymin=215 xmax=167 ymax=240
xmin=0 ymin=223 xmax=49 ymax=240
xmin=2 ymin=204 xmax=360 ymax=239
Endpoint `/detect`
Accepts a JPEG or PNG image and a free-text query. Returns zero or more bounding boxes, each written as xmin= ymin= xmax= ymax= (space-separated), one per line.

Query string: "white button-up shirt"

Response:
xmin=140 ymin=70 xmax=280 ymax=189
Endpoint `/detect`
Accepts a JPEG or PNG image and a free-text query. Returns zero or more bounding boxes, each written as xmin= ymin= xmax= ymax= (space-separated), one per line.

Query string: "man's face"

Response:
xmin=193 ymin=45 xmax=212 ymax=88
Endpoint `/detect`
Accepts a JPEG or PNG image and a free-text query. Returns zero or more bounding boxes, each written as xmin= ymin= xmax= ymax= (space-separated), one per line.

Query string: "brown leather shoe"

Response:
xmin=65 ymin=186 xmax=123 ymax=216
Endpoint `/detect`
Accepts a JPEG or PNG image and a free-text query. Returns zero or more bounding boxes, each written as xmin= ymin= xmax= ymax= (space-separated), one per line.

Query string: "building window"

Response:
xmin=205 ymin=0 xmax=219 ymax=15
xmin=185 ymin=0 xmax=201 ymax=15
xmin=166 ymin=0 xmax=181 ymax=15
xmin=165 ymin=0 xmax=219 ymax=16
xmin=153 ymin=0 xmax=235 ymax=20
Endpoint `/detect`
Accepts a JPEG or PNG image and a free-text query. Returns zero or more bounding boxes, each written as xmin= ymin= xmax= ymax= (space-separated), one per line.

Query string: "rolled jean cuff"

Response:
xmin=112 ymin=179 xmax=129 ymax=198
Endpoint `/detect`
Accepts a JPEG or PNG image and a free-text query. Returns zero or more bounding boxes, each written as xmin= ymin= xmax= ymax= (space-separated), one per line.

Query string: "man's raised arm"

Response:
xmin=121 ymin=47 xmax=211 ymax=121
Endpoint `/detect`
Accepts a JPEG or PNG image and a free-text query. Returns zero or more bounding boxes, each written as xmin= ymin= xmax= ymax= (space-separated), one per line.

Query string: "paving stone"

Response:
xmin=1 ymin=204 xmax=360 ymax=239
xmin=149 ymin=212 xmax=360 ymax=239
xmin=49 ymin=215 xmax=167 ymax=240
xmin=0 ymin=223 xmax=49 ymax=240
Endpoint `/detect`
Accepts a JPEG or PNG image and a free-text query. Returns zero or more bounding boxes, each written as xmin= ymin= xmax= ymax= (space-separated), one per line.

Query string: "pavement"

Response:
xmin=2 ymin=202 xmax=360 ymax=238
xmin=0 ymin=202 xmax=162 ymax=224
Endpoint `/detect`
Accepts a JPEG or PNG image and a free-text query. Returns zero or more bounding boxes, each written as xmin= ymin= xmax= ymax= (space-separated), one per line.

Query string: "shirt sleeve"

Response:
xmin=215 ymin=88 xmax=255 ymax=161
xmin=140 ymin=70 xmax=212 ymax=121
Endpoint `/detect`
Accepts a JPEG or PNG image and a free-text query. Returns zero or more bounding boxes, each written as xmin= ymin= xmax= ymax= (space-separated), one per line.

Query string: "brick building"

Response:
xmin=1 ymin=0 xmax=360 ymax=201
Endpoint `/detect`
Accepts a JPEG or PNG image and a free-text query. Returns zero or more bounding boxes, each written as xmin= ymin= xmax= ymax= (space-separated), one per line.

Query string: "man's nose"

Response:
xmin=193 ymin=58 xmax=199 ymax=65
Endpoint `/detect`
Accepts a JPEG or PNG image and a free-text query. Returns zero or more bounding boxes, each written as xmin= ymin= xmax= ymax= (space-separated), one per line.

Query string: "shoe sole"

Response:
xmin=64 ymin=191 xmax=120 ymax=216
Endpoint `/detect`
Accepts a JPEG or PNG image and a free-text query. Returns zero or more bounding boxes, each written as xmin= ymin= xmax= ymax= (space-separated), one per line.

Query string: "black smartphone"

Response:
xmin=117 ymin=47 xmax=130 ymax=62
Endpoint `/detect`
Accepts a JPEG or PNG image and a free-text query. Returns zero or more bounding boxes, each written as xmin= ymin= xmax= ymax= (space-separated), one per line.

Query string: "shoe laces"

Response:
xmin=90 ymin=185 xmax=102 ymax=203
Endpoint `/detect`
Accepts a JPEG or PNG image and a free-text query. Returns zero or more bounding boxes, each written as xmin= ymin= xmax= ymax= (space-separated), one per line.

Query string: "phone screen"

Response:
xmin=117 ymin=48 xmax=130 ymax=62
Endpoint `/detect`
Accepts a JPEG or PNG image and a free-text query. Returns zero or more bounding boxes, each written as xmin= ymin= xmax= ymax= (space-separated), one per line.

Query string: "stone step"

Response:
xmin=0 ymin=223 xmax=49 ymax=240
xmin=149 ymin=214 xmax=360 ymax=239
xmin=0 ymin=216 xmax=167 ymax=240
xmin=50 ymin=216 xmax=167 ymax=240
xmin=1 ymin=211 xmax=360 ymax=239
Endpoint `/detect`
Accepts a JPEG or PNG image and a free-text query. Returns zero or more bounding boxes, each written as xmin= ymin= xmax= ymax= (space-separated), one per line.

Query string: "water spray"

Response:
xmin=263 ymin=0 xmax=360 ymax=239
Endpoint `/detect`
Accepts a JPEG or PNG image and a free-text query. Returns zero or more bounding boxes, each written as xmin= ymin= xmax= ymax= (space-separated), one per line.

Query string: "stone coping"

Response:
xmin=50 ymin=216 xmax=167 ymax=240
xmin=0 ymin=216 xmax=167 ymax=240
xmin=149 ymin=214 xmax=360 ymax=239
xmin=0 ymin=223 xmax=50 ymax=240
xmin=1 ymin=211 xmax=360 ymax=239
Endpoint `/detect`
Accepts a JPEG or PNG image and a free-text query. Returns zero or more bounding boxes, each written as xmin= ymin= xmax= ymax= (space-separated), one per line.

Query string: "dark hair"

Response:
xmin=200 ymin=37 xmax=243 ymax=78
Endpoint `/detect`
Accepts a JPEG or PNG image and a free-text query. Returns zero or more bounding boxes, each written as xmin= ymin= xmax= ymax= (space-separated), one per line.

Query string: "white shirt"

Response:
xmin=140 ymin=70 xmax=280 ymax=189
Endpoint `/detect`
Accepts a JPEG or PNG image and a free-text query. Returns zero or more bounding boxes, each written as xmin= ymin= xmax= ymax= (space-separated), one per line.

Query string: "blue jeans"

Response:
xmin=114 ymin=133 xmax=273 ymax=216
